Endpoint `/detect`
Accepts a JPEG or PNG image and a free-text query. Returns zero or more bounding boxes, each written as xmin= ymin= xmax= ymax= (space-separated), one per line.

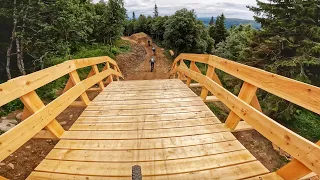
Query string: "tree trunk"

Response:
xmin=16 ymin=38 xmax=26 ymax=75
xmin=6 ymin=0 xmax=18 ymax=80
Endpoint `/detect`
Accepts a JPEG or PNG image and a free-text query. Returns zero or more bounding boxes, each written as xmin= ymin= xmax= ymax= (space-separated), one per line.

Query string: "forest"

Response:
xmin=0 ymin=0 xmax=320 ymax=141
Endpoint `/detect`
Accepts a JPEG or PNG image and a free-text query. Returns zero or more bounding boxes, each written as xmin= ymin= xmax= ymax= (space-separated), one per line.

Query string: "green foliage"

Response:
xmin=215 ymin=25 xmax=256 ymax=62
xmin=154 ymin=4 xmax=159 ymax=17
xmin=210 ymin=13 xmax=228 ymax=46
xmin=164 ymin=9 xmax=214 ymax=55
xmin=289 ymin=109 xmax=320 ymax=142
xmin=0 ymin=99 xmax=23 ymax=117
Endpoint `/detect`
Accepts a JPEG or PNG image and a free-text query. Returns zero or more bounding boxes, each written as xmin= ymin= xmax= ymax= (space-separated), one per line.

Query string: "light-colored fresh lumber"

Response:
xmin=91 ymin=97 xmax=202 ymax=105
xmin=207 ymin=55 xmax=320 ymax=115
xmin=69 ymin=70 xmax=90 ymax=106
xmin=232 ymin=121 xmax=253 ymax=132
xmin=35 ymin=150 xmax=256 ymax=176
xmin=205 ymin=96 xmax=220 ymax=102
xmin=81 ymin=105 xmax=210 ymax=116
xmin=91 ymin=65 xmax=105 ymax=90
xmin=61 ymin=123 xmax=231 ymax=140
xmin=20 ymin=91 xmax=65 ymax=138
xmin=276 ymin=141 xmax=320 ymax=180
xmin=246 ymin=172 xmax=284 ymax=180
xmin=200 ymin=65 xmax=215 ymax=100
xmin=69 ymin=101 xmax=87 ymax=107
xmin=55 ymin=132 xmax=236 ymax=150
xmin=189 ymin=83 xmax=203 ymax=88
xmin=28 ymin=161 xmax=268 ymax=180
xmin=176 ymin=65 xmax=320 ymax=175
xmin=225 ymin=82 xmax=258 ymax=130
xmin=0 ymin=61 xmax=75 ymax=106
xmin=0 ymin=68 xmax=121 ymax=162
xmin=75 ymin=111 xmax=215 ymax=123
xmin=86 ymin=100 xmax=204 ymax=110
xmin=46 ymin=140 xmax=245 ymax=162
xmin=33 ymin=130 xmax=59 ymax=139
xmin=70 ymin=117 xmax=220 ymax=131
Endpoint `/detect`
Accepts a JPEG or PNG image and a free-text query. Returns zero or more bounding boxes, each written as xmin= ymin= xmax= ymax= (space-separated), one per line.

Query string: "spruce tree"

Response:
xmin=154 ymin=4 xmax=159 ymax=17
xmin=212 ymin=13 xmax=227 ymax=46
xmin=209 ymin=16 xmax=214 ymax=26
xmin=132 ymin=11 xmax=136 ymax=20
xmin=248 ymin=0 xmax=320 ymax=82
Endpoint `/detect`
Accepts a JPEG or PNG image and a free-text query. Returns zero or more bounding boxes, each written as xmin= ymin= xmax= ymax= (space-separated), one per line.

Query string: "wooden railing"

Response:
xmin=170 ymin=53 xmax=320 ymax=179
xmin=0 ymin=56 xmax=123 ymax=162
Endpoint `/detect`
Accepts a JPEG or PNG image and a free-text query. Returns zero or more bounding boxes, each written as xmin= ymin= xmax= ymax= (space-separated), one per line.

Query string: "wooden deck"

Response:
xmin=27 ymin=79 xmax=275 ymax=179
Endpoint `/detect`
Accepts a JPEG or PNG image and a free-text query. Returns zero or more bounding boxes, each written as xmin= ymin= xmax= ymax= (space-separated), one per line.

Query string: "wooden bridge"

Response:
xmin=0 ymin=54 xmax=319 ymax=179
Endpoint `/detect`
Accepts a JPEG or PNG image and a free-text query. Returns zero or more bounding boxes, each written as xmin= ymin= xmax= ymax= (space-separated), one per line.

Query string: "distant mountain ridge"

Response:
xmin=198 ymin=17 xmax=261 ymax=29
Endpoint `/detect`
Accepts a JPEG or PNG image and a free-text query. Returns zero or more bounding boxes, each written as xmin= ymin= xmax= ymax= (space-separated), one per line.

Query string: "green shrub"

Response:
xmin=0 ymin=99 xmax=24 ymax=117
xmin=288 ymin=109 xmax=320 ymax=142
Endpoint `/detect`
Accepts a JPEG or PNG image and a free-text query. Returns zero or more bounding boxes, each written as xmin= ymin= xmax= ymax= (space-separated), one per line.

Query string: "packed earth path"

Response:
xmin=118 ymin=36 xmax=172 ymax=80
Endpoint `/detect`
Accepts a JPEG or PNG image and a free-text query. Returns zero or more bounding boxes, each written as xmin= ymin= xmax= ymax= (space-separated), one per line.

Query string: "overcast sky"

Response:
xmin=94 ymin=0 xmax=261 ymax=20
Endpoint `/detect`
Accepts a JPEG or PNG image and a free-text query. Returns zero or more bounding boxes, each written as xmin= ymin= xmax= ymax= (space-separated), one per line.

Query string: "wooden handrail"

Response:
xmin=0 ymin=56 xmax=123 ymax=162
xmin=171 ymin=53 xmax=320 ymax=178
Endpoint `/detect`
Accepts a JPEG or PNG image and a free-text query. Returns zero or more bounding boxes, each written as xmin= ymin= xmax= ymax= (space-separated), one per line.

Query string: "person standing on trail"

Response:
xmin=150 ymin=56 xmax=156 ymax=72
xmin=152 ymin=47 xmax=156 ymax=55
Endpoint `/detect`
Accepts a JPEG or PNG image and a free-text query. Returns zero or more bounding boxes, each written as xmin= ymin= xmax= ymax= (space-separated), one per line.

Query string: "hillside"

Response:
xmin=199 ymin=17 xmax=261 ymax=29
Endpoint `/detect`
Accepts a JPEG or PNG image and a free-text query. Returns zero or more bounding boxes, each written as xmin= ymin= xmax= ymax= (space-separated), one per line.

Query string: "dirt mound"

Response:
xmin=130 ymin=33 xmax=152 ymax=47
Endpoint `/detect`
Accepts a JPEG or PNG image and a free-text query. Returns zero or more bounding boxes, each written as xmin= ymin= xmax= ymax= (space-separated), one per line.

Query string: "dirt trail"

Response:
xmin=118 ymin=36 xmax=171 ymax=80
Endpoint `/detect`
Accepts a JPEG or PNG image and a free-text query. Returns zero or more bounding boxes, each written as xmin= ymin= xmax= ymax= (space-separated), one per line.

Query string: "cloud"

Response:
xmin=93 ymin=0 xmax=260 ymax=20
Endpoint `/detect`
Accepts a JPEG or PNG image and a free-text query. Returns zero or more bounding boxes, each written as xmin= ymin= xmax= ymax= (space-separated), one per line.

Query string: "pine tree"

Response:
xmin=248 ymin=0 xmax=320 ymax=82
xmin=132 ymin=11 xmax=136 ymax=20
xmin=209 ymin=16 xmax=214 ymax=26
xmin=154 ymin=4 xmax=159 ymax=17
xmin=212 ymin=13 xmax=227 ymax=46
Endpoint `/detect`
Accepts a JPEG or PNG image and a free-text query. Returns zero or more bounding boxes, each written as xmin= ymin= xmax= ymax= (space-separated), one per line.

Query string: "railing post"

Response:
xmin=105 ymin=62 xmax=113 ymax=83
xmin=225 ymin=82 xmax=258 ymax=130
xmin=276 ymin=141 xmax=320 ymax=180
xmin=20 ymin=91 xmax=65 ymax=138
xmin=91 ymin=65 xmax=105 ymax=90
xmin=69 ymin=70 xmax=90 ymax=106
xmin=200 ymin=65 xmax=215 ymax=100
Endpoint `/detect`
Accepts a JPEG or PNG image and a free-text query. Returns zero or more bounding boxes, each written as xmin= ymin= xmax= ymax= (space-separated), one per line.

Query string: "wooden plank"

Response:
xmin=33 ymin=130 xmax=59 ymax=139
xmin=232 ymin=121 xmax=253 ymax=132
xmin=20 ymin=91 xmax=65 ymax=138
xmin=200 ymin=65 xmax=215 ymax=100
xmin=91 ymin=65 xmax=105 ymax=90
xmin=177 ymin=65 xmax=320 ymax=175
xmin=55 ymin=132 xmax=236 ymax=150
xmin=28 ymin=161 xmax=268 ymax=180
xmin=35 ymin=150 xmax=256 ymax=176
xmin=0 ymin=61 xmax=75 ymax=106
xmin=86 ymin=87 xmax=101 ymax=92
xmin=207 ymin=55 xmax=320 ymax=115
xmin=46 ymin=140 xmax=245 ymax=162
xmin=90 ymin=97 xmax=201 ymax=106
xmin=73 ymin=56 xmax=114 ymax=69
xmin=276 ymin=141 xmax=320 ymax=180
xmin=246 ymin=172 xmax=284 ymax=180
xmin=90 ymin=97 xmax=203 ymax=105
xmin=62 ymin=78 xmax=74 ymax=93
xmin=189 ymin=83 xmax=203 ymax=88
xmin=81 ymin=106 xmax=210 ymax=116
xmin=205 ymin=96 xmax=220 ymax=102
xmin=93 ymin=94 xmax=197 ymax=101
xmin=61 ymin=124 xmax=231 ymax=140
xmin=70 ymin=117 xmax=220 ymax=131
xmin=225 ymin=82 xmax=258 ymax=130
xmin=0 ymin=176 xmax=9 ymax=180
xmin=69 ymin=101 xmax=87 ymax=108
xmin=75 ymin=111 xmax=215 ymax=123
xmin=0 ymin=68 xmax=119 ymax=161
xmin=69 ymin=70 xmax=90 ymax=106
xmin=86 ymin=100 xmax=204 ymax=110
